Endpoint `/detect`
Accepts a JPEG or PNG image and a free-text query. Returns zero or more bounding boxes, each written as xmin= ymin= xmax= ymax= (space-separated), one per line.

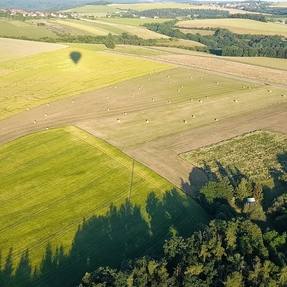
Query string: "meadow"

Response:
xmin=177 ymin=18 xmax=287 ymax=37
xmin=0 ymin=126 xmax=207 ymax=268
xmin=181 ymin=131 xmax=287 ymax=184
xmin=0 ymin=45 xmax=170 ymax=119
xmin=0 ymin=18 xmax=58 ymax=39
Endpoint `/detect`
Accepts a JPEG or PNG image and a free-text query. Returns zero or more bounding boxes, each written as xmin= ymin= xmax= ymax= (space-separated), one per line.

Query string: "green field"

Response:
xmin=181 ymin=131 xmax=287 ymax=183
xmin=0 ymin=18 xmax=57 ymax=39
xmin=0 ymin=46 xmax=170 ymax=119
xmin=177 ymin=18 xmax=287 ymax=37
xmin=0 ymin=126 xmax=207 ymax=267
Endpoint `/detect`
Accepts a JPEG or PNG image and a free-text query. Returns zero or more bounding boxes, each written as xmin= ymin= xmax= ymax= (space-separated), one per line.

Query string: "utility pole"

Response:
xmin=128 ymin=159 xmax=135 ymax=201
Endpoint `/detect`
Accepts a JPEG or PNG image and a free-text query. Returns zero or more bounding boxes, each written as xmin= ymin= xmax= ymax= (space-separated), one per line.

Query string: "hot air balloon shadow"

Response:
xmin=70 ymin=51 xmax=82 ymax=64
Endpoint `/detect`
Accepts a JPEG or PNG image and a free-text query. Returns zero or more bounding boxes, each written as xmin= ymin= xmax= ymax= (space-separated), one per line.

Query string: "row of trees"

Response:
xmin=128 ymin=8 xmax=229 ymax=19
xmin=144 ymin=21 xmax=287 ymax=58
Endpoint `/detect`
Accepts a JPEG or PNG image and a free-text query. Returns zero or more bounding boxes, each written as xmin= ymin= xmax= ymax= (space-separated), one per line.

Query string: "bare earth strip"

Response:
xmin=152 ymin=54 xmax=287 ymax=87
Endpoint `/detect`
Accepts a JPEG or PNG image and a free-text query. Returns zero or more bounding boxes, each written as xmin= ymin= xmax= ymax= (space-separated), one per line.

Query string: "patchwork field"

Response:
xmin=76 ymin=18 xmax=168 ymax=39
xmin=177 ymin=18 xmax=287 ymax=37
xmin=0 ymin=126 xmax=207 ymax=275
xmin=181 ymin=131 xmax=287 ymax=184
xmin=0 ymin=46 xmax=170 ymax=119
xmin=65 ymin=2 xmax=255 ymax=16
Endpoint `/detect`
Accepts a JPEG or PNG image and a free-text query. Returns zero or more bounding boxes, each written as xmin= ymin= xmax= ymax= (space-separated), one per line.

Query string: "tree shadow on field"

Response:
xmin=0 ymin=189 xmax=208 ymax=287
xmin=264 ymin=151 xmax=287 ymax=209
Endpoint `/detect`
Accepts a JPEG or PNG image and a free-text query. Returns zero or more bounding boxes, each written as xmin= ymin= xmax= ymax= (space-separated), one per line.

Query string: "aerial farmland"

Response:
xmin=0 ymin=1 xmax=287 ymax=286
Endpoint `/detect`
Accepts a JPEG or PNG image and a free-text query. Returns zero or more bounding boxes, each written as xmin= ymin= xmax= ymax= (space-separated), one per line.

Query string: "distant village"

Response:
xmin=0 ymin=8 xmax=74 ymax=19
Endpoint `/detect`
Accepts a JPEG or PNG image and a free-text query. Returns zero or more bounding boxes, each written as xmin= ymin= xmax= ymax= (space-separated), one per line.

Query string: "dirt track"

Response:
xmin=1 ymin=54 xmax=287 ymax=190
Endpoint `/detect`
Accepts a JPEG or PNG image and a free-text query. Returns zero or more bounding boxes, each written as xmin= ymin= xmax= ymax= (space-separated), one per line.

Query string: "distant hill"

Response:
xmin=0 ymin=0 xmax=286 ymax=11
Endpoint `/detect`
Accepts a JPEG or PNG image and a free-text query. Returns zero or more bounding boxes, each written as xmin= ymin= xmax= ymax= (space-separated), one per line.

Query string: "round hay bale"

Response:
xmin=233 ymin=99 xmax=239 ymax=103
xmin=33 ymin=120 xmax=37 ymax=124
xmin=281 ymin=94 xmax=286 ymax=97
xmin=198 ymin=99 xmax=203 ymax=104
xmin=152 ymin=98 xmax=155 ymax=102
xmin=145 ymin=119 xmax=150 ymax=124
xmin=214 ymin=118 xmax=218 ymax=122
xmin=46 ymin=127 xmax=49 ymax=130
xmin=44 ymin=113 xmax=48 ymax=117
xmin=191 ymin=114 xmax=195 ymax=118
xmin=72 ymin=100 xmax=75 ymax=104
xmin=183 ymin=119 xmax=187 ymax=124
xmin=107 ymin=107 xmax=110 ymax=111
xmin=123 ymin=112 xmax=127 ymax=116
xmin=117 ymin=118 xmax=121 ymax=123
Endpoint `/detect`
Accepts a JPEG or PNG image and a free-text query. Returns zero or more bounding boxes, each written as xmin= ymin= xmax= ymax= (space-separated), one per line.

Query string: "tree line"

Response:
xmin=119 ymin=8 xmax=267 ymax=22
xmin=145 ymin=21 xmax=287 ymax=58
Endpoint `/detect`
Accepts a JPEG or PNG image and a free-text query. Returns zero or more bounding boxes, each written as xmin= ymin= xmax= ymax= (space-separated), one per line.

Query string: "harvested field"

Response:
xmin=224 ymin=56 xmax=287 ymax=71
xmin=154 ymin=53 xmax=287 ymax=86
xmin=177 ymin=18 xmax=287 ymax=37
xmin=0 ymin=38 xmax=66 ymax=62
xmin=0 ymin=46 xmax=170 ymax=119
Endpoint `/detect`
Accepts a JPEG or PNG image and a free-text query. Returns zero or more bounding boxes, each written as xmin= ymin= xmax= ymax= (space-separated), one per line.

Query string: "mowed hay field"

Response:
xmin=177 ymin=19 xmax=287 ymax=37
xmin=72 ymin=68 xmax=287 ymax=147
xmin=0 ymin=46 xmax=171 ymax=120
xmin=181 ymin=131 xmax=287 ymax=184
xmin=0 ymin=38 xmax=66 ymax=62
xmin=0 ymin=126 xmax=207 ymax=267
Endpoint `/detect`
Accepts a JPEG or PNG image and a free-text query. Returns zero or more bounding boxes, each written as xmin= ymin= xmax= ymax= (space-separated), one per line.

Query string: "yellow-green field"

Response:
xmin=177 ymin=18 xmax=287 ymax=36
xmin=0 ymin=18 xmax=58 ymax=39
xmin=0 ymin=46 xmax=170 ymax=119
xmin=0 ymin=126 xmax=207 ymax=270
xmin=181 ymin=131 xmax=287 ymax=184
xmin=225 ymin=56 xmax=287 ymax=71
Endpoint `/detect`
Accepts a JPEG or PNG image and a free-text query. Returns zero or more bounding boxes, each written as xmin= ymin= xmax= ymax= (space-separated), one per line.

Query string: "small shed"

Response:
xmin=246 ymin=197 xmax=256 ymax=204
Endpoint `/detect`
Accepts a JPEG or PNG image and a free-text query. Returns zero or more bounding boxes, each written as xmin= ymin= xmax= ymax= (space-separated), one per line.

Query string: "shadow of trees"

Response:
xmin=0 ymin=189 xmax=208 ymax=287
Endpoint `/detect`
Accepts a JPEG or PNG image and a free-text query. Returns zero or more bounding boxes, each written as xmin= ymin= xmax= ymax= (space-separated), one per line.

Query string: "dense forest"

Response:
xmin=144 ymin=21 xmax=287 ymax=58
xmin=80 ymin=156 xmax=287 ymax=287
